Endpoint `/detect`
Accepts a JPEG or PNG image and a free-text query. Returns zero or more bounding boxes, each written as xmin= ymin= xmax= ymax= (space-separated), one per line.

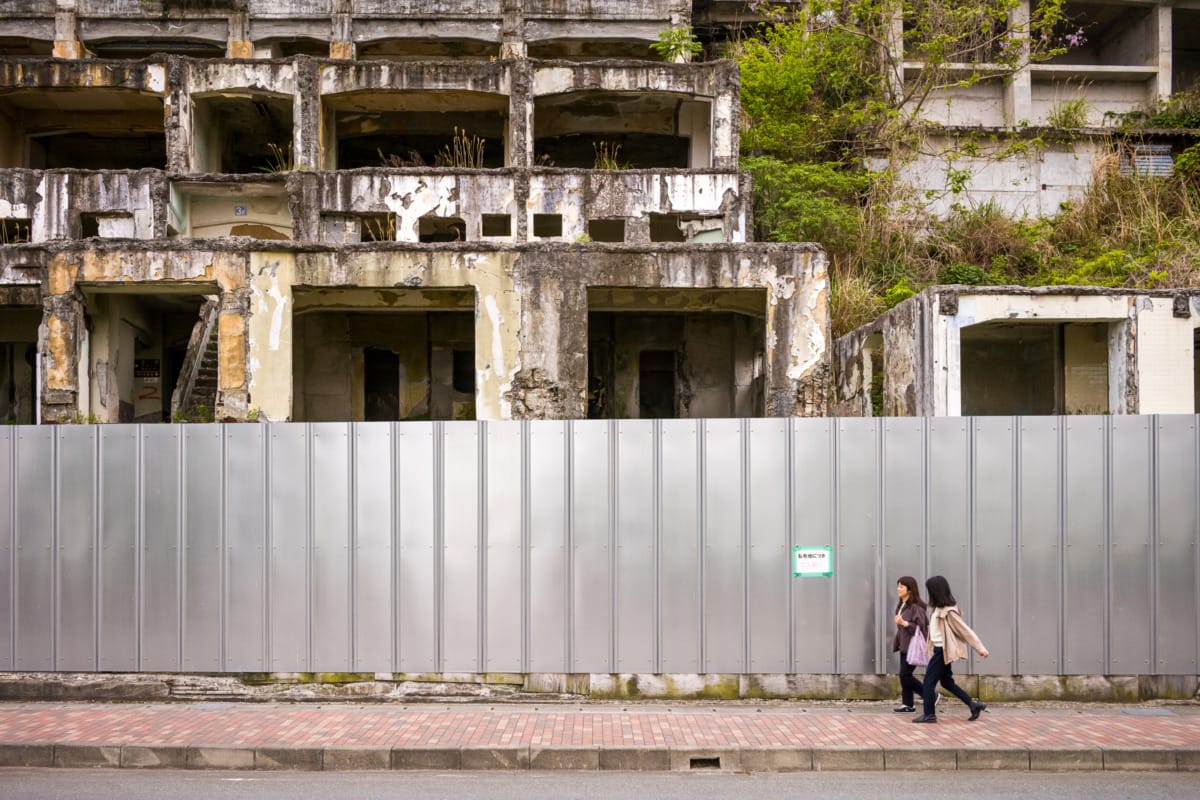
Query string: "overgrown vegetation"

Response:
xmin=729 ymin=1 xmax=1200 ymax=336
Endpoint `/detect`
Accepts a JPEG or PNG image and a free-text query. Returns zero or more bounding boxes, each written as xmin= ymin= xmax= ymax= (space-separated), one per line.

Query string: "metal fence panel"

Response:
xmin=835 ymin=419 xmax=878 ymax=674
xmin=1110 ymin=417 xmax=1153 ymax=675
xmin=571 ymin=422 xmax=611 ymax=673
xmin=312 ymin=423 xmax=351 ymax=672
xmin=268 ymin=424 xmax=309 ymax=671
xmin=98 ymin=426 xmax=138 ymax=671
xmin=971 ymin=418 xmax=1016 ymax=675
xmin=182 ymin=426 xmax=222 ymax=671
xmin=1016 ymin=417 xmax=1061 ymax=674
xmin=15 ymin=427 xmax=54 ymax=670
xmin=56 ymin=426 xmax=96 ymax=671
xmin=1153 ymin=416 xmax=1199 ymax=674
xmin=528 ymin=422 xmax=567 ymax=673
xmin=660 ymin=420 xmax=700 ymax=673
xmin=3 ymin=416 xmax=1199 ymax=679
xmin=397 ymin=424 xmax=436 ymax=673
xmin=703 ymin=421 xmax=745 ymax=673
xmin=141 ymin=426 xmax=181 ymax=671
xmin=616 ymin=421 xmax=655 ymax=673
xmin=881 ymin=419 xmax=926 ymax=664
xmin=1063 ymin=418 xmax=1106 ymax=675
xmin=442 ymin=422 xmax=481 ymax=673
xmin=791 ymin=419 xmax=834 ymax=673
xmin=354 ymin=423 xmax=395 ymax=671
xmin=484 ymin=422 xmax=523 ymax=672
xmin=747 ymin=419 xmax=789 ymax=673
xmin=223 ymin=425 xmax=265 ymax=671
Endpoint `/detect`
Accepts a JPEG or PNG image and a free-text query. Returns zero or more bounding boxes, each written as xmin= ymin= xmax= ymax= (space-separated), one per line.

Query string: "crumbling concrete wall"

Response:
xmin=835 ymin=286 xmax=1197 ymax=418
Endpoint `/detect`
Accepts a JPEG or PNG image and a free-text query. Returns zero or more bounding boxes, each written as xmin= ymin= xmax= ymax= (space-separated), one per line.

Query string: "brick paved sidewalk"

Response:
xmin=2 ymin=701 xmax=1199 ymax=772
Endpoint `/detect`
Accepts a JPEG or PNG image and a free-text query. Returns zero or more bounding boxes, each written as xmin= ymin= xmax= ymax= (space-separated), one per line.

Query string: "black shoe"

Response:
xmin=912 ymin=714 xmax=937 ymax=723
xmin=968 ymin=701 xmax=987 ymax=721
xmin=894 ymin=705 xmax=916 ymax=713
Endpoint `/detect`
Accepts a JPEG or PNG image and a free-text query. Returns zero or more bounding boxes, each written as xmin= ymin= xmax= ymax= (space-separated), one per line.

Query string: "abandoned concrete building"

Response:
xmin=2 ymin=2 xmax=1198 ymax=425
xmin=0 ymin=1 xmax=829 ymax=425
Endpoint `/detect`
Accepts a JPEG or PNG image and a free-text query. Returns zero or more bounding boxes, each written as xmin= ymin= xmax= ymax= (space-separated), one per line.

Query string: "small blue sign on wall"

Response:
xmin=793 ymin=546 xmax=833 ymax=577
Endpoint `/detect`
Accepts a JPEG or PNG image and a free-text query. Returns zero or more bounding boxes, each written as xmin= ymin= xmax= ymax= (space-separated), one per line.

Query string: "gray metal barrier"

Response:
xmin=2 ymin=417 xmax=1197 ymax=676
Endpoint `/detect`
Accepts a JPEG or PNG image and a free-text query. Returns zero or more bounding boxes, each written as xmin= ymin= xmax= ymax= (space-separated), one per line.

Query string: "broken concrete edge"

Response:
xmin=0 ymin=672 xmax=1195 ymax=703
xmin=2 ymin=744 xmax=1198 ymax=772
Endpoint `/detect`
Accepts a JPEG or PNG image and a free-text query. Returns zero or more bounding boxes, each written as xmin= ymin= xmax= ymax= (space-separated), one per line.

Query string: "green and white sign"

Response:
xmin=792 ymin=546 xmax=833 ymax=577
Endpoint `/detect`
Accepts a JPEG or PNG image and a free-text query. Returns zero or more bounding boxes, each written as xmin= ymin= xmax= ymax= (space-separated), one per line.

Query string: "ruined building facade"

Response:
xmin=0 ymin=1 xmax=830 ymax=425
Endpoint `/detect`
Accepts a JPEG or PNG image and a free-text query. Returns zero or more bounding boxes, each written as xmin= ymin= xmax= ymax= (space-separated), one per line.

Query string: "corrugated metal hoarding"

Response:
xmin=1 ymin=417 xmax=1197 ymax=676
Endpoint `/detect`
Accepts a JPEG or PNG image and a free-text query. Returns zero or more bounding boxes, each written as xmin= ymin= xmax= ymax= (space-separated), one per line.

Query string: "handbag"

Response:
xmin=906 ymin=625 xmax=930 ymax=667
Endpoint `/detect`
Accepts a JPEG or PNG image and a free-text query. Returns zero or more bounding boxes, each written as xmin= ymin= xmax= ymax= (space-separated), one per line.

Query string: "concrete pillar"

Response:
xmin=711 ymin=62 xmax=739 ymax=169
xmin=216 ymin=288 xmax=251 ymax=420
xmin=331 ymin=10 xmax=356 ymax=60
xmin=39 ymin=285 xmax=86 ymax=423
xmin=1005 ymin=2 xmax=1033 ymax=126
xmin=884 ymin=0 xmax=905 ymax=104
xmin=52 ymin=8 xmax=83 ymax=60
xmin=247 ymin=253 xmax=294 ymax=422
xmin=500 ymin=0 xmax=526 ymax=59
xmin=293 ymin=57 xmax=322 ymax=171
xmin=227 ymin=11 xmax=253 ymax=59
xmin=502 ymin=258 xmax=588 ymax=420
xmin=508 ymin=59 xmax=533 ymax=168
xmin=1151 ymin=4 xmax=1173 ymax=106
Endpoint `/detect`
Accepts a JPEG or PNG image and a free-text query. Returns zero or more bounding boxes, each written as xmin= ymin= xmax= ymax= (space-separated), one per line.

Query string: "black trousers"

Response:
xmin=898 ymin=651 xmax=923 ymax=707
xmin=921 ymin=646 xmax=973 ymax=716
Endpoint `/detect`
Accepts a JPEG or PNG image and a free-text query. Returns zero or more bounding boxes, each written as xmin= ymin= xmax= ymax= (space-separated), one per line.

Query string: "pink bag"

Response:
xmin=906 ymin=626 xmax=930 ymax=667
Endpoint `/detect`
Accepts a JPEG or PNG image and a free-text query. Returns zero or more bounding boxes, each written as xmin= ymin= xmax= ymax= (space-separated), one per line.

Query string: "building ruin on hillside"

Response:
xmin=2 ymin=2 xmax=1197 ymax=424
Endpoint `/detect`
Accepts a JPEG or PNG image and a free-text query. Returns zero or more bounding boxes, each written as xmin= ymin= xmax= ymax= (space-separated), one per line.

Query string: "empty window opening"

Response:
xmin=359 ymin=212 xmax=397 ymax=242
xmin=85 ymin=38 xmax=225 ymax=59
xmin=79 ymin=212 xmax=135 ymax=239
xmin=171 ymin=183 xmax=292 ymax=240
xmin=418 ymin=216 xmax=466 ymax=243
xmin=0 ymin=307 xmax=39 ymax=425
xmin=1176 ymin=10 xmax=1200 ymax=92
xmin=1039 ymin=2 xmax=1155 ymax=68
xmin=0 ymin=37 xmax=53 ymax=57
xmin=0 ymin=218 xmax=31 ymax=244
xmin=533 ymin=214 xmax=562 ymax=238
xmin=326 ymin=90 xmax=507 ymax=169
xmin=357 ymin=38 xmax=500 ymax=62
xmin=82 ymin=292 xmax=209 ymax=423
xmin=452 ymin=349 xmax=475 ymax=394
xmin=481 ymin=214 xmax=511 ymax=237
xmin=650 ymin=214 xmax=686 ymax=243
xmin=0 ymin=88 xmax=166 ymax=169
xmin=534 ymin=92 xmax=706 ymax=168
xmin=192 ymin=92 xmax=294 ymax=173
xmin=527 ymin=38 xmax=660 ymax=61
xmin=960 ymin=321 xmax=1111 ymax=416
xmin=267 ymin=38 xmax=329 ymax=58
xmin=587 ymin=219 xmax=625 ymax=243
xmin=588 ymin=290 xmax=768 ymax=419
xmin=639 ymin=350 xmax=678 ymax=419
xmin=364 ymin=347 xmax=401 ymax=422
xmin=650 ymin=212 xmax=725 ymax=243
xmin=292 ymin=290 xmax=475 ymax=422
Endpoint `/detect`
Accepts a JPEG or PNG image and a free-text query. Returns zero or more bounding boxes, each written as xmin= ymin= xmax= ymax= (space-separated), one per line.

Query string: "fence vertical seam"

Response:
xmin=609 ymin=420 xmax=618 ymax=672
xmin=653 ymin=418 xmax=662 ymax=674
xmin=1150 ymin=416 xmax=1159 ymax=672
xmin=697 ymin=421 xmax=707 ymax=672
xmin=477 ymin=420 xmax=487 ymax=673
xmin=1011 ymin=417 xmax=1021 ymax=673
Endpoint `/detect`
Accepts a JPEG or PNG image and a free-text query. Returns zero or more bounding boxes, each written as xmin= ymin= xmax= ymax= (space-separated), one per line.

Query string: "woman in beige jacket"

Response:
xmin=913 ymin=575 xmax=989 ymax=724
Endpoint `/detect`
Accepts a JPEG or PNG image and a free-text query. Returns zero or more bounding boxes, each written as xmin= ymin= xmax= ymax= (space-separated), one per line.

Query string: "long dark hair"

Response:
xmin=925 ymin=575 xmax=957 ymax=609
xmin=895 ymin=575 xmax=925 ymax=613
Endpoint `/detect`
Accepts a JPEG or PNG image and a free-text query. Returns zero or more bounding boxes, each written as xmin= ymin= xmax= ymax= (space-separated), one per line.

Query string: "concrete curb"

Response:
xmin=0 ymin=744 xmax=1198 ymax=772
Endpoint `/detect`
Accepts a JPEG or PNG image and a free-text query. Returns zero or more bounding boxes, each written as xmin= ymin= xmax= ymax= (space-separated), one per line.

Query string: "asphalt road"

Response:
xmin=1 ymin=770 xmax=1198 ymax=800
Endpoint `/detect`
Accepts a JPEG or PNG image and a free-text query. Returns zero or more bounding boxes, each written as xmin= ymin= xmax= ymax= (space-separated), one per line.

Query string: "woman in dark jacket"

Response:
xmin=892 ymin=575 xmax=928 ymax=713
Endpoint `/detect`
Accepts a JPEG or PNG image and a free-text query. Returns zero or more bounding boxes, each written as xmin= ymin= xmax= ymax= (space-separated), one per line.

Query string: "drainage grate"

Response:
xmin=690 ymin=756 xmax=722 ymax=769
